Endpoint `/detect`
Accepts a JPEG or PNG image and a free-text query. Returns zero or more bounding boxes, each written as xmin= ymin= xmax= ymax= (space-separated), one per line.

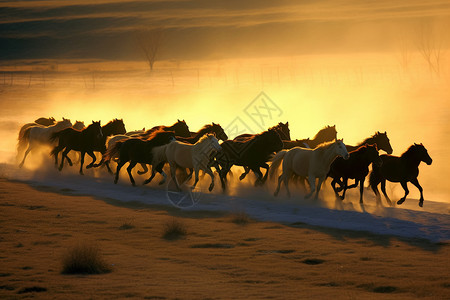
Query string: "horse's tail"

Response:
xmin=103 ymin=140 xmax=123 ymax=163
xmin=151 ymin=144 xmax=168 ymax=166
xmin=268 ymin=150 xmax=287 ymax=180
xmin=368 ymin=163 xmax=382 ymax=192
xmin=17 ymin=126 xmax=31 ymax=157
xmin=49 ymin=129 xmax=65 ymax=143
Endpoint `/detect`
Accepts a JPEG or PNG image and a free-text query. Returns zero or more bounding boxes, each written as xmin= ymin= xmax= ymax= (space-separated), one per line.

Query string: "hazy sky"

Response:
xmin=1 ymin=0 xmax=449 ymax=61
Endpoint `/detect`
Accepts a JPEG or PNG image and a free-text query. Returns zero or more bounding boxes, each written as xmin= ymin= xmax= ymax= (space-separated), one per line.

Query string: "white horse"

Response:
xmin=152 ymin=134 xmax=222 ymax=192
xmin=18 ymin=118 xmax=72 ymax=168
xmin=269 ymin=139 xmax=349 ymax=199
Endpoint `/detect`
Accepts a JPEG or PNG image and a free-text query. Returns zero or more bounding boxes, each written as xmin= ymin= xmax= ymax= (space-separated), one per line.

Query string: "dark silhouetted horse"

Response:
xmin=214 ymin=128 xmax=284 ymax=190
xmin=50 ymin=121 xmax=103 ymax=174
xmin=234 ymin=122 xmax=290 ymax=142
xmin=328 ymin=144 xmax=382 ymax=203
xmin=282 ymin=125 xmax=337 ymax=149
xmin=369 ymin=143 xmax=432 ymax=207
xmin=141 ymin=119 xmax=190 ymax=138
xmin=346 ymin=131 xmax=393 ymax=154
xmin=88 ymin=118 xmax=127 ymax=173
xmin=104 ymin=130 xmax=176 ymax=186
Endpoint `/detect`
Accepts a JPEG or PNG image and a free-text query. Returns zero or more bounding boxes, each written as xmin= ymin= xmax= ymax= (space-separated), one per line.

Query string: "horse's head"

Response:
xmin=375 ymin=131 xmax=393 ymax=154
xmin=264 ymin=129 xmax=284 ymax=152
xmin=203 ymin=134 xmax=222 ymax=152
xmin=414 ymin=143 xmax=432 ymax=165
xmin=366 ymin=144 xmax=382 ymax=167
xmin=174 ymin=119 xmax=191 ymax=137
xmin=315 ymin=125 xmax=337 ymax=143
xmin=58 ymin=118 xmax=72 ymax=128
xmin=89 ymin=121 xmax=103 ymax=139
xmin=211 ymin=122 xmax=228 ymax=141
xmin=335 ymin=139 xmax=349 ymax=160
xmin=269 ymin=122 xmax=290 ymax=141
xmin=73 ymin=120 xmax=85 ymax=130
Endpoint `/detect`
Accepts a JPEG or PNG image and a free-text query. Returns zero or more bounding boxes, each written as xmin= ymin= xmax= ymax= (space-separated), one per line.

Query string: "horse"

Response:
xmin=140 ymin=123 xmax=229 ymax=178
xmin=72 ymin=121 xmax=85 ymax=130
xmin=141 ymin=119 xmax=190 ymax=138
xmin=50 ymin=121 xmax=103 ymax=174
xmin=233 ymin=122 xmax=290 ymax=142
xmin=346 ymin=131 xmax=393 ymax=154
xmin=35 ymin=117 xmax=55 ymax=126
xmin=328 ymin=144 xmax=382 ymax=203
xmin=88 ymin=118 xmax=127 ymax=173
xmin=214 ymin=128 xmax=284 ymax=190
xmin=18 ymin=118 xmax=72 ymax=168
xmin=369 ymin=143 xmax=432 ymax=207
xmin=282 ymin=125 xmax=337 ymax=149
xmin=269 ymin=139 xmax=349 ymax=199
xmin=104 ymin=130 xmax=176 ymax=186
xmin=152 ymin=134 xmax=222 ymax=192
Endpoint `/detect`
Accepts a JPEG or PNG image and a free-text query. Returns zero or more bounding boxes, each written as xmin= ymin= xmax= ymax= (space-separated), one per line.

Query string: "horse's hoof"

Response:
xmin=419 ymin=201 xmax=424 ymax=207
xmin=239 ymin=174 xmax=246 ymax=181
xmin=397 ymin=199 xmax=405 ymax=205
xmin=208 ymin=186 xmax=213 ymax=192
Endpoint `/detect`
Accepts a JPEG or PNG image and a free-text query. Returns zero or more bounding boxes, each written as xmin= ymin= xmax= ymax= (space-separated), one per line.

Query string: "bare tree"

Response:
xmin=415 ymin=20 xmax=444 ymax=76
xmin=135 ymin=28 xmax=165 ymax=71
xmin=395 ymin=31 xmax=412 ymax=72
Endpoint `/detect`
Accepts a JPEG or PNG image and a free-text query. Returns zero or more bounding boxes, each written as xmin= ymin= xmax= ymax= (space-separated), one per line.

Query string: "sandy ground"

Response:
xmin=0 ymin=178 xmax=449 ymax=299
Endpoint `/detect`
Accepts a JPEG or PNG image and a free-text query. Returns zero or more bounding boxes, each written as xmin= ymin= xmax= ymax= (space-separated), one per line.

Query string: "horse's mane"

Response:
xmin=197 ymin=133 xmax=215 ymax=144
xmin=401 ymin=144 xmax=422 ymax=159
xmin=315 ymin=139 xmax=338 ymax=150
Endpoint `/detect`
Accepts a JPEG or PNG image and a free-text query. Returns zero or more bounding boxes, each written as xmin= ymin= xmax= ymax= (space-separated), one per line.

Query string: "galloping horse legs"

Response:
xmin=114 ymin=160 xmax=125 ymax=184
xmin=85 ymin=151 xmax=97 ymax=169
xmin=314 ymin=176 xmax=325 ymax=200
xmin=305 ymin=175 xmax=316 ymax=199
xmin=127 ymin=161 xmax=137 ymax=186
xmin=380 ymin=180 xmax=392 ymax=206
xmin=358 ymin=178 xmax=365 ymax=203
xmin=78 ymin=151 xmax=86 ymax=175
xmin=410 ymin=178 xmax=424 ymax=207
xmin=396 ymin=181 xmax=409 ymax=205
xmin=59 ymin=148 xmax=72 ymax=171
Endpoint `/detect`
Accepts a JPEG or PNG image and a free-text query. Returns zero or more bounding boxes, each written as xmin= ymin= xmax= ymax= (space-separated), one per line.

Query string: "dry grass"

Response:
xmin=61 ymin=242 xmax=111 ymax=275
xmin=162 ymin=218 xmax=187 ymax=240
xmin=230 ymin=211 xmax=251 ymax=225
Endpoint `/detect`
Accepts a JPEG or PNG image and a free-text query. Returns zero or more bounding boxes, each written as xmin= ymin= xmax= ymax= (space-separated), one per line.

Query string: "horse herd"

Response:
xmin=17 ymin=117 xmax=432 ymax=207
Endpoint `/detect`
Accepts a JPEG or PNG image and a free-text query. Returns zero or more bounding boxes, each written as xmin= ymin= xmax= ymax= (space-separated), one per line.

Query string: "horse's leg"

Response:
xmin=191 ymin=167 xmax=200 ymax=190
xmin=79 ymin=151 xmax=86 ymax=175
xmin=52 ymin=145 xmax=63 ymax=166
xmin=396 ymin=181 xmax=409 ymax=205
xmin=274 ymin=174 xmax=283 ymax=197
xmin=169 ymin=163 xmax=181 ymax=191
xmin=126 ymin=161 xmax=137 ymax=186
xmin=137 ymin=163 xmax=148 ymax=175
xmin=19 ymin=145 xmax=33 ymax=168
xmin=204 ymin=167 xmax=215 ymax=192
xmin=380 ymin=180 xmax=392 ymax=206
xmin=340 ymin=178 xmax=348 ymax=200
xmin=104 ymin=161 xmax=113 ymax=174
xmin=358 ymin=177 xmax=365 ymax=203
xmin=283 ymin=170 xmax=292 ymax=198
xmin=261 ymin=163 xmax=270 ymax=184
xmin=85 ymin=151 xmax=97 ymax=169
xmin=144 ymin=167 xmax=157 ymax=185
xmin=305 ymin=175 xmax=316 ymax=199
xmin=114 ymin=160 xmax=125 ymax=184
xmin=59 ymin=148 xmax=71 ymax=171
xmin=314 ymin=176 xmax=325 ymax=200
xmin=410 ymin=178 xmax=424 ymax=207
xmin=331 ymin=178 xmax=341 ymax=198
xmin=252 ymin=167 xmax=264 ymax=186
xmin=239 ymin=166 xmax=250 ymax=181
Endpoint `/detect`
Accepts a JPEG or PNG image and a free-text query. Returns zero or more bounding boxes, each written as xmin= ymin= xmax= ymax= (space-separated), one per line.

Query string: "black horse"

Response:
xmin=50 ymin=121 xmax=103 ymax=174
xmin=89 ymin=119 xmax=127 ymax=173
xmin=346 ymin=131 xmax=393 ymax=154
xmin=369 ymin=143 xmax=432 ymax=207
xmin=141 ymin=119 xmax=190 ymax=138
xmin=214 ymin=128 xmax=283 ymax=190
xmin=328 ymin=144 xmax=382 ymax=203
xmin=234 ymin=122 xmax=290 ymax=142
xmin=104 ymin=130 xmax=176 ymax=186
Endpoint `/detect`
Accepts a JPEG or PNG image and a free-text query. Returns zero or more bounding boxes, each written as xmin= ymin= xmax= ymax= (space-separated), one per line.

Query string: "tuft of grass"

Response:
xmin=61 ymin=242 xmax=111 ymax=275
xmin=230 ymin=211 xmax=251 ymax=225
xmin=119 ymin=222 xmax=135 ymax=230
xmin=162 ymin=218 xmax=187 ymax=240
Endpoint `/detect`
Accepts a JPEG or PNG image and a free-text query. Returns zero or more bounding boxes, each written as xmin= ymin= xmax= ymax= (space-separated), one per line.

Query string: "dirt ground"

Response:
xmin=0 ymin=178 xmax=449 ymax=299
